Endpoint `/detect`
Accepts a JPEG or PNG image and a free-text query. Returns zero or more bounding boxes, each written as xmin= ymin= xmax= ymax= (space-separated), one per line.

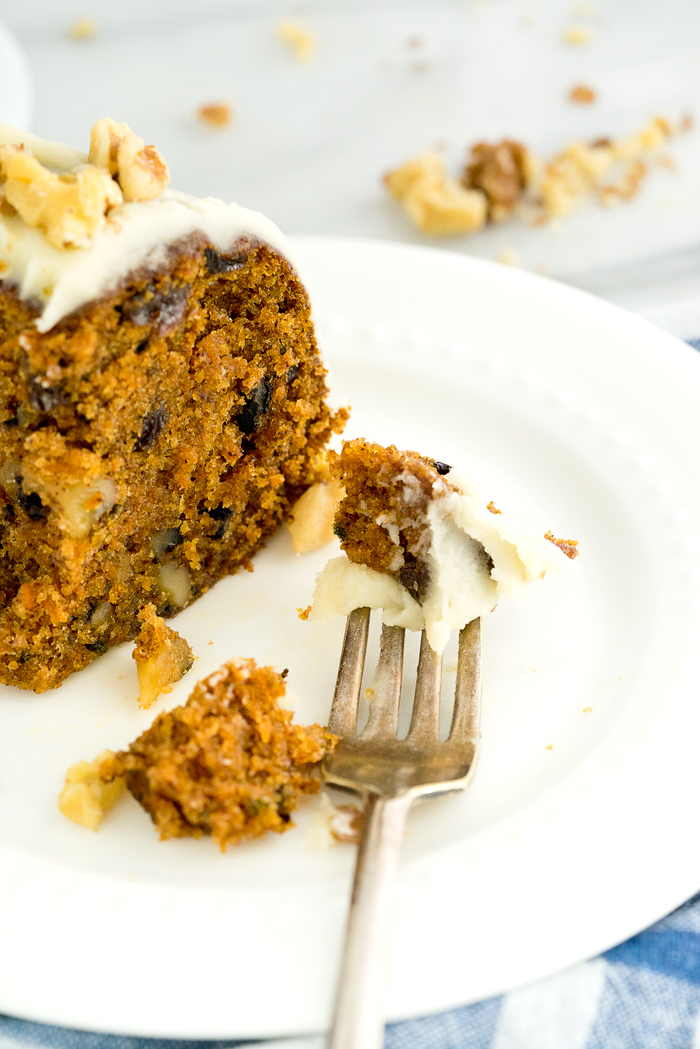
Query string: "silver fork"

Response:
xmin=324 ymin=606 xmax=483 ymax=1049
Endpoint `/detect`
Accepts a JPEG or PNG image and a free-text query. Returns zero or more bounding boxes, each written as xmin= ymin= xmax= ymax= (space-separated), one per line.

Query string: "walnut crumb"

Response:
xmin=563 ymin=25 xmax=593 ymax=45
xmin=497 ymin=248 xmax=519 ymax=266
xmin=545 ymin=744 xmax=553 ymax=751
xmin=276 ymin=20 xmax=317 ymax=62
xmin=297 ymin=605 xmax=312 ymax=621
xmin=569 ymin=84 xmax=597 ymax=104
xmin=68 ymin=17 xmax=97 ymax=40
xmin=385 ymin=152 xmax=487 ymax=236
xmin=463 ymin=140 xmax=537 ymax=221
xmin=58 ymin=750 xmax=126 ymax=830
xmin=583 ymin=706 xmax=592 ymax=713
xmin=198 ymin=103 xmax=233 ymax=129
xmin=486 ymin=501 xmax=501 ymax=514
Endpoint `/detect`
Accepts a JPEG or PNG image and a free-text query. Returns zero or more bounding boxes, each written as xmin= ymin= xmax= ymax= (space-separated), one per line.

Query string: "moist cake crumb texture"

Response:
xmin=99 ymin=658 xmax=337 ymax=850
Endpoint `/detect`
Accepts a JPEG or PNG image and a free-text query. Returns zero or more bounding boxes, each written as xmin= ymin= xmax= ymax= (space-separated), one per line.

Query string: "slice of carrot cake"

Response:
xmin=310 ymin=439 xmax=578 ymax=651
xmin=0 ymin=119 xmax=345 ymax=691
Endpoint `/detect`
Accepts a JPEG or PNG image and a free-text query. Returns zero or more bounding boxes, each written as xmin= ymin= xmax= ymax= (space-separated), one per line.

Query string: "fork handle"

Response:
xmin=328 ymin=791 xmax=413 ymax=1049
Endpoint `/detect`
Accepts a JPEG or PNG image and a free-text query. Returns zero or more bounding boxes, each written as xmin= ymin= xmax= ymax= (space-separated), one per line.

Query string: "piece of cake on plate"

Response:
xmin=0 ymin=119 xmax=345 ymax=691
xmin=310 ymin=439 xmax=578 ymax=652
xmin=98 ymin=658 xmax=337 ymax=849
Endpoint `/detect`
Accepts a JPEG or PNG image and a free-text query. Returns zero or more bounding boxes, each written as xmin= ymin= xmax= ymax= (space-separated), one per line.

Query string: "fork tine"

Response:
xmin=448 ymin=616 xmax=482 ymax=745
xmin=328 ymin=606 xmax=370 ymax=737
xmin=406 ymin=630 xmax=442 ymax=745
xmin=360 ymin=623 xmax=405 ymax=741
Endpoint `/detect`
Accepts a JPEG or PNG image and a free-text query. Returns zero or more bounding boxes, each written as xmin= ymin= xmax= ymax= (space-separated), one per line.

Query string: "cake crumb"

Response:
xmin=569 ymin=84 xmax=597 ymax=105
xmin=276 ymin=20 xmax=317 ymax=62
xmin=545 ymin=744 xmax=553 ymax=750
xmin=563 ymin=26 xmax=593 ymax=45
xmin=297 ymin=605 xmax=312 ymax=621
xmin=100 ymin=659 xmax=337 ymax=850
xmin=68 ymin=17 xmax=97 ymax=40
xmin=545 ymin=530 xmax=579 ymax=560
xmin=583 ymin=706 xmax=592 ymax=712
xmin=133 ymin=604 xmax=194 ymax=709
xmin=197 ymin=103 xmax=233 ymax=129
xmin=58 ymin=750 xmax=126 ymax=830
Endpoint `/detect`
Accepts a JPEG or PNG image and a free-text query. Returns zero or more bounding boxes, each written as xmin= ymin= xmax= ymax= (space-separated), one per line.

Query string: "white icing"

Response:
xmin=310 ymin=556 xmax=424 ymax=631
xmin=311 ymin=467 xmax=574 ymax=652
xmin=0 ymin=124 xmax=296 ymax=333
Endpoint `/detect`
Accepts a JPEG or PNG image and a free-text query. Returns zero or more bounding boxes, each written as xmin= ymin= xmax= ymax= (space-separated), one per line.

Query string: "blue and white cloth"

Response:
xmin=2 ymin=890 xmax=700 ymax=1049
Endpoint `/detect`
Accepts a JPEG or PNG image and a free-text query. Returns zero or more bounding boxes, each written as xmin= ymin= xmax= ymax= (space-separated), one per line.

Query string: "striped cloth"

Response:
xmin=2 ymin=891 xmax=700 ymax=1049
xmin=2 ymin=345 xmax=699 ymax=1049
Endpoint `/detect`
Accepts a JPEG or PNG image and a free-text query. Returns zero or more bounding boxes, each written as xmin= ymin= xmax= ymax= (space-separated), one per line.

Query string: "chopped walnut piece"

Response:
xmin=541 ymin=117 xmax=672 ymax=217
xmin=463 ymin=140 xmax=537 ymax=221
xmin=133 ymin=604 xmax=194 ymax=709
xmin=563 ymin=25 xmax=593 ymax=45
xmin=288 ymin=479 xmax=345 ymax=554
xmin=569 ymin=84 xmax=597 ymax=104
xmin=276 ymin=20 xmax=317 ymax=62
xmin=198 ymin=103 xmax=233 ymax=129
xmin=68 ymin=17 xmax=97 ymax=40
xmin=486 ymin=501 xmax=501 ymax=514
xmin=544 ymin=530 xmax=579 ymax=560
xmin=89 ymin=117 xmax=170 ymax=202
xmin=297 ymin=605 xmax=312 ymax=621
xmin=58 ymin=749 xmax=126 ymax=830
xmin=540 ymin=140 xmax=615 ymax=217
xmin=497 ymin=247 xmax=519 ymax=266
xmin=0 ymin=146 xmax=123 ymax=249
xmin=385 ymin=152 xmax=487 ymax=236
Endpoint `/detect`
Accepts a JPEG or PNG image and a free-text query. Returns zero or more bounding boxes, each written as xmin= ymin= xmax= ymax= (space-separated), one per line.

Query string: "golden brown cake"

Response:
xmin=311 ymin=438 xmax=578 ymax=652
xmin=99 ymin=658 xmax=337 ymax=849
xmin=0 ymin=120 xmax=345 ymax=692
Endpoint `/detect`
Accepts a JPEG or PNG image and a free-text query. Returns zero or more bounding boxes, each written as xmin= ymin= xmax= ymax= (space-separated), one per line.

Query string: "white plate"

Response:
xmin=1 ymin=238 xmax=700 ymax=1039
xmin=0 ymin=20 xmax=33 ymax=129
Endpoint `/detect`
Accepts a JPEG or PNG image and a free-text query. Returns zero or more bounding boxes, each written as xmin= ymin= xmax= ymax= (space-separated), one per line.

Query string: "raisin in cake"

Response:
xmin=311 ymin=439 xmax=578 ymax=652
xmin=0 ymin=119 xmax=344 ymax=691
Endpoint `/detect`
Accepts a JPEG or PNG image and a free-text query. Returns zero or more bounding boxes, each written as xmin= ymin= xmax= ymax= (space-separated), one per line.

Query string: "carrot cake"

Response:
xmin=310 ymin=439 xmax=578 ymax=652
xmin=0 ymin=119 xmax=345 ymax=692
xmin=99 ymin=658 xmax=337 ymax=849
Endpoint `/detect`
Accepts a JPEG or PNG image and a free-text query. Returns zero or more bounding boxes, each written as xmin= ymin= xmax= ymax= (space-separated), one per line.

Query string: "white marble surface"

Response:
xmin=4 ymin=0 xmax=700 ymax=327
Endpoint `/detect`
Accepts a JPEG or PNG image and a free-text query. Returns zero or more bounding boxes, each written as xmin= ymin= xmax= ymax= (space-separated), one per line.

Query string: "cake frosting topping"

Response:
xmin=0 ymin=119 xmax=293 ymax=332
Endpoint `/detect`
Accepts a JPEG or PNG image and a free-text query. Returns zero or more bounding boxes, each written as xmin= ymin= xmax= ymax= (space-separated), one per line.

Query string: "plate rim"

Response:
xmin=1 ymin=235 xmax=700 ymax=1038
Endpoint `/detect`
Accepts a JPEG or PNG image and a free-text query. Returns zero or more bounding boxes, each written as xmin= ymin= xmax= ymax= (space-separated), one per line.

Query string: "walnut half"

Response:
xmin=0 ymin=146 xmax=123 ymax=249
xmin=89 ymin=118 xmax=170 ymax=202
